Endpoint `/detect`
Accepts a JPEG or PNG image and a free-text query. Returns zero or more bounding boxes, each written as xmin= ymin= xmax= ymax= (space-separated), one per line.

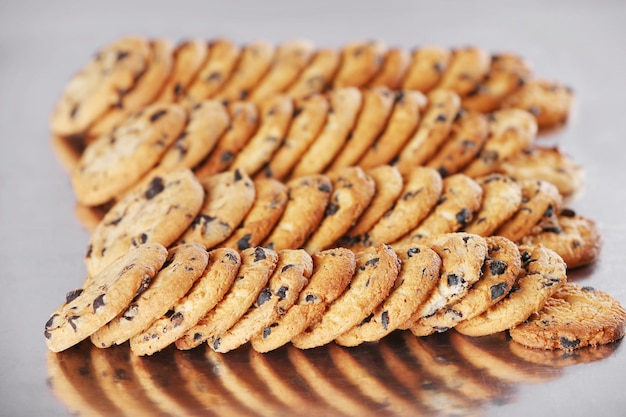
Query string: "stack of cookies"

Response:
xmin=44 ymin=36 xmax=625 ymax=357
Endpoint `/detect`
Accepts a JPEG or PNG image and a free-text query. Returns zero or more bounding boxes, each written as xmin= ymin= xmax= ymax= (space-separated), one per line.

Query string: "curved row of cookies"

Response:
xmin=50 ymin=36 xmax=573 ymax=138
xmin=44 ymin=235 xmax=625 ymax=357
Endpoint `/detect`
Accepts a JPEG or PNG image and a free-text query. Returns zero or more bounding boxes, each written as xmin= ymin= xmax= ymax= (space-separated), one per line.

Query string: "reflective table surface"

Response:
xmin=2 ymin=1 xmax=626 ymax=416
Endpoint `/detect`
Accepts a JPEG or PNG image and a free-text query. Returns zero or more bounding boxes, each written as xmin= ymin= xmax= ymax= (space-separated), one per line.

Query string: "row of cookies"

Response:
xmin=50 ymin=36 xmax=573 ymax=138
xmin=44 ymin=233 xmax=625 ymax=357
xmin=64 ymin=89 xmax=582 ymax=208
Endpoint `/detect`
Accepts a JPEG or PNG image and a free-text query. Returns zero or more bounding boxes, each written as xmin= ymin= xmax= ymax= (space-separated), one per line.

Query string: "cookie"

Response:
xmin=365 ymin=167 xmax=443 ymax=248
xmin=464 ymin=174 xmax=522 ymax=236
xmin=520 ymin=210 xmax=602 ymax=269
xmin=259 ymin=93 xmax=329 ymax=180
xmin=156 ymin=39 xmax=208 ymax=103
xmin=88 ymin=38 xmax=175 ymax=137
xmin=90 ymin=243 xmax=208 ymax=348
xmin=462 ymin=53 xmax=533 ymax=113
xmin=211 ymin=249 xmax=313 ymax=353
xmin=495 ymin=179 xmax=562 ymax=243
xmin=336 ymin=245 xmax=441 ymax=346
xmin=462 ymin=109 xmax=537 ymax=178
xmin=426 ymin=110 xmax=490 ymax=176
xmin=193 ymin=101 xmax=259 ymax=178
xmin=304 ymin=167 xmax=375 ymax=254
xmin=359 ymin=90 xmax=427 ymax=169
xmin=230 ymin=95 xmax=294 ymax=176
xmin=438 ymin=46 xmax=491 ymax=96
xmin=249 ymin=40 xmax=315 ymax=103
xmin=177 ymin=169 xmax=255 ymax=249
xmin=263 ymin=175 xmax=332 ymax=251
xmin=502 ymin=79 xmax=574 ymax=128
xmin=510 ymin=283 xmax=626 ymax=350
xmin=496 ymin=146 xmax=584 ymax=197
xmin=329 ymin=87 xmax=395 ymax=170
xmin=50 ymin=36 xmax=151 ymax=136
xmin=333 ymin=40 xmax=387 ymax=88
xmin=455 ymin=244 xmax=567 ymax=337
xmin=394 ymin=174 xmax=483 ymax=245
xmin=130 ymin=248 xmax=241 ymax=356
xmin=183 ymin=38 xmax=241 ymax=105
xmin=292 ymin=244 xmax=400 ymax=349
xmin=250 ymin=248 xmax=355 ymax=353
xmin=394 ymin=89 xmax=461 ymax=175
xmin=222 ymin=179 xmax=288 ymax=251
xmin=290 ymin=87 xmax=363 ymax=177
xmin=85 ymin=169 xmax=203 ymax=276
xmin=367 ymin=47 xmax=411 ymax=89
xmin=44 ymin=243 xmax=167 ymax=352
xmin=417 ymin=236 xmax=521 ymax=332
xmin=339 ymin=165 xmax=404 ymax=246
xmin=175 ymin=247 xmax=278 ymax=350
xmin=157 ymin=100 xmax=230 ymax=171
xmin=215 ymin=40 xmax=275 ymax=102
xmin=286 ymin=48 xmax=341 ymax=99
xmin=509 ymin=337 xmax=619 ymax=367
xmin=402 ymin=46 xmax=452 ymax=93
xmin=72 ymin=102 xmax=187 ymax=206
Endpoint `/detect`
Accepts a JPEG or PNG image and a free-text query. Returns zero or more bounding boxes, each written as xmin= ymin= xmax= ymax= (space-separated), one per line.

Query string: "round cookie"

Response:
xmin=464 ymin=174 xmax=522 ymax=237
xmin=50 ymin=36 xmax=151 ymax=136
xmin=359 ymin=90 xmax=427 ymax=169
xmin=402 ymin=46 xmax=452 ymax=93
xmin=438 ymin=46 xmax=491 ymax=97
xmin=194 ymin=101 xmax=259 ymax=178
xmin=231 ymin=95 xmax=294 ymax=177
xmin=259 ymin=93 xmax=329 ymax=180
xmin=158 ymin=100 xmax=230 ymax=171
xmin=178 ymin=169 xmax=256 ymax=249
xmin=304 ymin=167 xmax=375 ymax=254
xmin=286 ymin=48 xmax=341 ymax=100
xmin=462 ymin=109 xmax=537 ymax=178
xmin=44 ymin=243 xmax=167 ymax=352
xmin=291 ymin=244 xmax=400 ymax=349
xmin=367 ymin=47 xmax=411 ymax=89
xmin=395 ymin=89 xmax=461 ymax=175
xmin=333 ymin=40 xmax=387 ymax=88
xmin=72 ymin=102 xmax=187 ymax=206
xmin=175 ymin=246 xmax=279 ymax=350
xmin=249 ymin=40 xmax=315 ymax=103
xmin=211 ymin=249 xmax=313 ymax=353
xmin=85 ymin=168 xmax=204 ymax=276
xmin=263 ymin=175 xmax=332 ymax=251
xmin=329 ymin=87 xmax=395 ymax=170
xmin=222 ymin=179 xmax=288 ymax=251
xmin=90 ymin=243 xmax=208 ymax=348
xmin=156 ymin=38 xmax=208 ymax=103
xmin=510 ymin=283 xmax=626 ymax=350
xmin=130 ymin=248 xmax=241 ymax=356
xmin=291 ymin=87 xmax=363 ymax=177
xmin=215 ymin=40 xmax=276 ymax=102
xmin=250 ymin=248 xmax=356 ymax=353
xmin=336 ymin=245 xmax=441 ymax=346
xmin=502 ymin=79 xmax=574 ymax=129
xmin=455 ymin=244 xmax=567 ymax=337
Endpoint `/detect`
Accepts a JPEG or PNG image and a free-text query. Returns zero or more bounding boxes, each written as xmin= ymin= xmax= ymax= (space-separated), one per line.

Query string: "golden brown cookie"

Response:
xmin=359 ymin=90 xmax=427 ymax=169
xmin=367 ymin=47 xmax=411 ymax=89
xmin=286 ymin=48 xmax=341 ymax=99
xmin=250 ymin=248 xmax=355 ymax=353
xmin=263 ymin=175 xmax=332 ymax=251
xmin=304 ymin=167 xmax=375 ymax=253
xmin=502 ymin=79 xmax=574 ymax=129
xmin=292 ymin=244 xmax=399 ymax=349
xmin=402 ymin=46 xmax=452 ymax=92
xmin=456 ymin=245 xmax=567 ymax=337
xmin=176 ymin=247 xmax=278 ymax=350
xmin=157 ymin=39 xmax=208 ymax=103
xmin=44 ymin=243 xmax=168 ymax=352
xmin=130 ymin=248 xmax=241 ymax=356
xmin=510 ymin=283 xmax=626 ymax=350
xmin=333 ymin=40 xmax=387 ymax=88
xmin=438 ymin=46 xmax=491 ymax=96
xmin=464 ymin=174 xmax=522 ymax=236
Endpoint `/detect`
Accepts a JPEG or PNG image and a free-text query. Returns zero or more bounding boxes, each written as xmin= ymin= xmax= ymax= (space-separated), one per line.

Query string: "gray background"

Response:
xmin=1 ymin=0 xmax=626 ymax=416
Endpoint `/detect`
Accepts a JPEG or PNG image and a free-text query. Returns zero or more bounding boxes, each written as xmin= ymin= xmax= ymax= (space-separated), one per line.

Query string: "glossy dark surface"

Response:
xmin=1 ymin=1 xmax=626 ymax=416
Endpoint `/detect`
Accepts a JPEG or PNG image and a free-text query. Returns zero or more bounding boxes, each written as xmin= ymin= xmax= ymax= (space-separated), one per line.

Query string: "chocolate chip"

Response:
xmin=106 ymin=216 xmax=124 ymax=226
xmin=145 ymin=177 xmax=165 ymax=200
xmin=192 ymin=214 xmax=216 ymax=229
xmin=318 ymin=183 xmax=332 ymax=193
xmin=561 ymin=208 xmax=576 ymax=217
xmin=237 ymin=234 xmax=252 ymax=250
xmin=116 ymin=50 xmax=129 ymax=61
xmin=381 ymin=311 xmax=389 ymax=330
xmin=122 ymin=304 xmax=138 ymax=321
xmin=437 ymin=167 xmax=448 ymax=177
xmin=149 ymin=109 xmax=168 ymax=122
xmin=489 ymin=260 xmax=508 ymax=275
xmin=402 ymin=188 xmax=423 ymax=201
xmin=254 ymin=247 xmax=266 ymax=262
xmin=292 ymin=107 xmax=303 ymax=118
xmin=281 ymin=264 xmax=295 ymax=273
xmin=170 ymin=312 xmax=184 ymax=327
xmin=220 ymin=151 xmax=234 ymax=163
xmin=234 ymin=169 xmax=243 ymax=182
xmin=85 ymin=244 xmax=93 ymax=258
xmin=193 ymin=332 xmax=203 ymax=342
xmin=582 ymin=286 xmax=595 ymax=292
xmin=65 ymin=289 xmax=83 ymax=304
xmin=407 ymin=247 xmax=420 ymax=258
xmin=365 ymin=257 xmax=380 ymax=267
xmin=455 ymin=208 xmax=471 ymax=228
xmin=528 ymin=106 xmax=541 ymax=116
xmin=213 ymin=338 xmax=221 ymax=350
xmin=395 ymin=90 xmax=405 ymax=103
xmin=275 ymin=286 xmax=289 ymax=300
xmin=93 ymin=294 xmax=106 ymax=313
xmin=305 ymin=294 xmax=317 ymax=303
xmin=544 ymin=205 xmax=554 ymax=218
xmin=173 ymin=83 xmax=183 ymax=96
xmin=262 ymin=327 xmax=272 ymax=338
xmin=68 ymin=315 xmax=80 ymax=332
xmin=560 ymin=337 xmax=580 ymax=349
xmin=490 ymin=282 xmax=508 ymax=300
xmin=325 ymin=203 xmax=340 ymax=217
xmin=45 ymin=314 xmax=58 ymax=329
xmin=543 ymin=226 xmax=563 ymax=233
xmin=521 ymin=251 xmax=531 ymax=264
xmin=44 ymin=330 xmax=51 ymax=339
xmin=447 ymin=274 xmax=462 ymax=287
xmin=257 ymin=288 xmax=272 ymax=306
xmin=435 ymin=113 xmax=447 ymax=122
